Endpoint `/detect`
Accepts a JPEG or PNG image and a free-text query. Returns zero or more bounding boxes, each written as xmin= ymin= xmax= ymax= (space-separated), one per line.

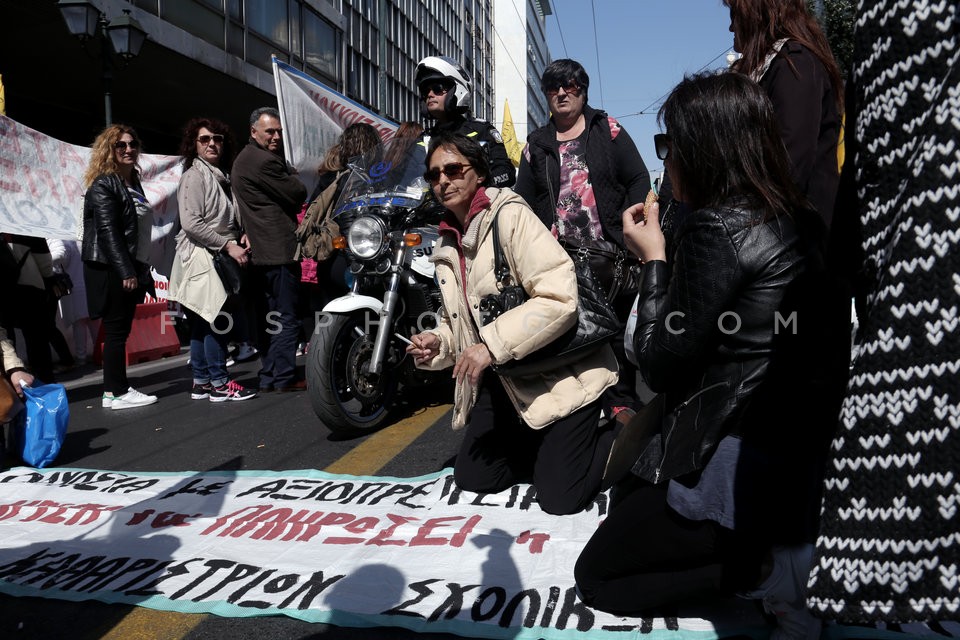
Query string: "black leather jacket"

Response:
xmin=81 ymin=173 xmax=141 ymax=280
xmin=630 ymin=202 xmax=837 ymax=485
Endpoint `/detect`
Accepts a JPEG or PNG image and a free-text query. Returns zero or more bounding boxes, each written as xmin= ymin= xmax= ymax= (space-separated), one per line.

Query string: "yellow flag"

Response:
xmin=502 ymin=99 xmax=521 ymax=168
xmin=0 ymin=74 xmax=5 ymax=116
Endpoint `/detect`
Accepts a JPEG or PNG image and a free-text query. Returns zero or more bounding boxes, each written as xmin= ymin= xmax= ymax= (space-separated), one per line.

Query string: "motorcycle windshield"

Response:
xmin=332 ymin=135 xmax=431 ymax=221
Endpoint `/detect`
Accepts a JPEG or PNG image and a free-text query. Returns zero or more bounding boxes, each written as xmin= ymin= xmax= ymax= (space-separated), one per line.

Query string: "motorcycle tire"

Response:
xmin=306 ymin=311 xmax=398 ymax=433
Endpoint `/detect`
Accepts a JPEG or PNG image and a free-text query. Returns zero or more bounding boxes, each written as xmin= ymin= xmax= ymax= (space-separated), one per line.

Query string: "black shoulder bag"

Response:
xmin=478 ymin=211 xmax=621 ymax=377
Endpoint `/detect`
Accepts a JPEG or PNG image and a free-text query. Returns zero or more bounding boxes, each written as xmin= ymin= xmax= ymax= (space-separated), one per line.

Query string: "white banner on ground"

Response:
xmin=272 ymin=57 xmax=398 ymax=196
xmin=0 ymin=467 xmax=757 ymax=639
xmin=0 ymin=115 xmax=181 ymax=278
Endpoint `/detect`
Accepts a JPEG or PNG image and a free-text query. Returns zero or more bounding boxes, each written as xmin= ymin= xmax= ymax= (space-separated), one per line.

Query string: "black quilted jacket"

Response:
xmin=630 ymin=202 xmax=842 ymax=492
xmin=81 ymin=173 xmax=141 ymax=280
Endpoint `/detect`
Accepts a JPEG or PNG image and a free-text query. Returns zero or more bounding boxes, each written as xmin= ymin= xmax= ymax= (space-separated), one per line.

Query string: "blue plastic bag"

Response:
xmin=13 ymin=382 xmax=69 ymax=468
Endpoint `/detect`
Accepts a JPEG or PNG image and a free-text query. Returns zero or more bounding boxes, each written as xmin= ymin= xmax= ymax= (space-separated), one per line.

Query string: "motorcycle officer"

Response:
xmin=415 ymin=55 xmax=515 ymax=188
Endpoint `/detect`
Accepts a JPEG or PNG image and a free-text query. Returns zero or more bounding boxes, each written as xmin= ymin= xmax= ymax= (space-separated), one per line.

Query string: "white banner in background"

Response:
xmin=0 ymin=467 xmax=757 ymax=639
xmin=272 ymin=58 xmax=398 ymax=196
xmin=0 ymin=115 xmax=181 ymax=278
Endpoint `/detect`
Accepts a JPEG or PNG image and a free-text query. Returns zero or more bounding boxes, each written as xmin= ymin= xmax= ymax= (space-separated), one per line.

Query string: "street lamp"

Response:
xmin=57 ymin=0 xmax=148 ymax=127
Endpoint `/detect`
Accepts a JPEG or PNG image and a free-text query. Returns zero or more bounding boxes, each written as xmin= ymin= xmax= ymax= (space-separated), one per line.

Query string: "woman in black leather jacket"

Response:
xmin=575 ymin=73 xmax=847 ymax=639
xmin=81 ymin=125 xmax=158 ymax=410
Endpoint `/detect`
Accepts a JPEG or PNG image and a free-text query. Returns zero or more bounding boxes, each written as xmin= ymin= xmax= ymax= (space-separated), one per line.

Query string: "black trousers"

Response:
xmin=454 ymin=374 xmax=612 ymax=515
xmin=84 ymin=263 xmax=142 ymax=395
xmin=574 ymin=477 xmax=763 ymax=615
xmin=252 ymin=263 xmax=301 ymax=389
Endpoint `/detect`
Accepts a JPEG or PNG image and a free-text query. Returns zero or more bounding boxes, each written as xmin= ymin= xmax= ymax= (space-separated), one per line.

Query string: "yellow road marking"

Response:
xmin=99 ymin=403 xmax=450 ymax=639
xmin=323 ymin=404 xmax=451 ymax=475
xmin=100 ymin=608 xmax=204 ymax=640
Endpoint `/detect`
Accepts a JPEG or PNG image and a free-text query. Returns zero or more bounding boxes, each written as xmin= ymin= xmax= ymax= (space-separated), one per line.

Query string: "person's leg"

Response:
xmin=255 ymin=266 xmax=277 ymax=389
xmin=270 ymin=263 xmax=302 ymax=389
xmin=205 ymin=308 xmax=232 ymax=388
xmin=184 ymin=308 xmax=213 ymax=397
xmin=601 ymin=291 xmax=642 ymax=420
xmin=99 ymin=273 xmax=131 ymax=396
xmin=531 ymin=397 xmax=614 ymax=515
xmin=454 ymin=375 xmax=537 ymax=493
xmin=574 ymin=478 xmax=727 ymax=615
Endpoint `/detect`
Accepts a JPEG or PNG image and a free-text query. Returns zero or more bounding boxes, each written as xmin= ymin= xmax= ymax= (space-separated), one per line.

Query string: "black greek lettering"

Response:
xmin=382 ymin=578 xmax=441 ymax=618
xmin=471 ymin=586 xmax=506 ymax=621
xmin=426 ymin=582 xmax=480 ymax=622
xmin=278 ymin=570 xmax=345 ymax=610
xmin=555 ymin=586 xmax=594 ymax=631
xmin=499 ymin=588 xmax=541 ymax=628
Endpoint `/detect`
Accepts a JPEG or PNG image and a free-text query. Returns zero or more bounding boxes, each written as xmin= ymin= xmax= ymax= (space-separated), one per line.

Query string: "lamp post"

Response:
xmin=57 ymin=0 xmax=148 ymax=128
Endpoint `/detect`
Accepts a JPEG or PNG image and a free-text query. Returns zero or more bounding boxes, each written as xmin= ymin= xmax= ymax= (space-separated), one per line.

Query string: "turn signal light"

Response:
xmin=403 ymin=233 xmax=422 ymax=247
xmin=333 ymin=236 xmax=347 ymax=250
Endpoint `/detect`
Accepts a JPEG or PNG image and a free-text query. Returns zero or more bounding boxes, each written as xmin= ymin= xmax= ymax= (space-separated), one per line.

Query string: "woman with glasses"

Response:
xmin=575 ymin=72 xmax=844 ymax=639
xmin=81 ymin=125 xmax=158 ymax=409
xmin=406 ymin=131 xmax=618 ymax=516
xmin=169 ymin=118 xmax=256 ymax=403
xmin=414 ymin=56 xmax=515 ymax=188
xmin=515 ymin=58 xmax=652 ymax=428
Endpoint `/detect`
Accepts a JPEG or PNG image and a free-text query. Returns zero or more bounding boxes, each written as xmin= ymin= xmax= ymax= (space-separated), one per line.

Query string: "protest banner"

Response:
xmin=272 ymin=57 xmax=398 ymax=196
xmin=0 ymin=466 xmax=765 ymax=639
xmin=0 ymin=115 xmax=181 ymax=280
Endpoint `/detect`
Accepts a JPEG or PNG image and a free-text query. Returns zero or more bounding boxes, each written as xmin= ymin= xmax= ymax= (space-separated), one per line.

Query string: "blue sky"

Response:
xmin=543 ymin=0 xmax=735 ymax=183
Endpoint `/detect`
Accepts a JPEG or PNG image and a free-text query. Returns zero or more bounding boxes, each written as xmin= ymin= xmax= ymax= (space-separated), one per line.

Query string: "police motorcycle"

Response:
xmin=306 ymin=137 xmax=447 ymax=433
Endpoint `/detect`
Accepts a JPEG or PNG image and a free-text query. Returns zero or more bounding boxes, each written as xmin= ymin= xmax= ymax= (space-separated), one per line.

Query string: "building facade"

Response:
xmin=492 ymin=0 xmax=551 ymax=143
xmin=0 ymin=0 xmax=512 ymax=153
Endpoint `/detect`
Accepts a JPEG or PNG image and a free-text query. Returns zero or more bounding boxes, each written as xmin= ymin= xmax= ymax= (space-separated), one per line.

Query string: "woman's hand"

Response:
xmin=407 ymin=332 xmax=441 ymax=365
xmin=622 ymin=200 xmax=666 ymax=263
xmin=121 ymin=276 xmax=138 ymax=291
xmin=226 ymin=241 xmax=250 ymax=266
xmin=453 ymin=343 xmax=492 ymax=386
xmin=9 ymin=371 xmax=34 ymax=397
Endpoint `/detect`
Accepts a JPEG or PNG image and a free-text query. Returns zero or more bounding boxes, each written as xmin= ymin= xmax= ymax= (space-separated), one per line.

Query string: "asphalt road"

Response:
xmin=0 ymin=350 xmax=472 ymax=640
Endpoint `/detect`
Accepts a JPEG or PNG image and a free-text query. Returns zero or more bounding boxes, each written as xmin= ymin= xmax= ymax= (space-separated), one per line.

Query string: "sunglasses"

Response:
xmin=197 ymin=134 xmax=225 ymax=145
xmin=654 ymin=133 xmax=671 ymax=161
xmin=423 ymin=162 xmax=472 ymax=183
xmin=545 ymin=83 xmax=581 ymax=97
xmin=114 ymin=140 xmax=140 ymax=151
xmin=420 ymin=82 xmax=450 ymax=98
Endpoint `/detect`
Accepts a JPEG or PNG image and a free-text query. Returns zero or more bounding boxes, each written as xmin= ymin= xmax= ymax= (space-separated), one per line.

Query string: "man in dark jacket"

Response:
xmin=232 ymin=107 xmax=308 ymax=392
xmin=514 ymin=59 xmax=651 ymax=423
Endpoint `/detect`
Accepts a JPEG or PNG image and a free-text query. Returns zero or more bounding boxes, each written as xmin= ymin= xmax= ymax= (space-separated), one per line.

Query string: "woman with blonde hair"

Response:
xmin=81 ymin=124 xmax=158 ymax=410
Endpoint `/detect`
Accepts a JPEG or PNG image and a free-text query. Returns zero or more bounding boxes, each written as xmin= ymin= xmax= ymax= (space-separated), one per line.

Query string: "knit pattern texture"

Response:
xmin=807 ymin=0 xmax=960 ymax=623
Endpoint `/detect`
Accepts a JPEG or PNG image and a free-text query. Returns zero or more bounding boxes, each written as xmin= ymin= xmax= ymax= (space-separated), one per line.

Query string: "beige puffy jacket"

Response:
xmin=419 ymin=187 xmax=618 ymax=430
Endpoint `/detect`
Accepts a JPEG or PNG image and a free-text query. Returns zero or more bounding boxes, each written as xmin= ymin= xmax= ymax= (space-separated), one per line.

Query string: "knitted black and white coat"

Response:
xmin=806 ymin=1 xmax=960 ymax=624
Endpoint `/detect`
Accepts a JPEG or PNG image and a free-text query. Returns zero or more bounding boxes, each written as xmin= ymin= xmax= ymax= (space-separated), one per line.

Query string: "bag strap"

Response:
xmin=490 ymin=210 xmax=514 ymax=289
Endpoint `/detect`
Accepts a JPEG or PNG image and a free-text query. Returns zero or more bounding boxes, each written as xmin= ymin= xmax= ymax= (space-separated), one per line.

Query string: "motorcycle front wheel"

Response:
xmin=306 ymin=311 xmax=398 ymax=433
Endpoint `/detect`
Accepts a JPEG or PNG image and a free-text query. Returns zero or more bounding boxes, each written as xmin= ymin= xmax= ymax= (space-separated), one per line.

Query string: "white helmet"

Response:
xmin=415 ymin=56 xmax=471 ymax=114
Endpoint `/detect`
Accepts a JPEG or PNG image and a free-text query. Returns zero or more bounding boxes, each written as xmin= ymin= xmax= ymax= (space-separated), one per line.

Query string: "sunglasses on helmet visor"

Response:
xmin=420 ymin=82 xmax=451 ymax=98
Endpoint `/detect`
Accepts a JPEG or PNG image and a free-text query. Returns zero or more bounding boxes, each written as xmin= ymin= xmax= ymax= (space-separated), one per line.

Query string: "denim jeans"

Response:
xmin=184 ymin=307 xmax=230 ymax=387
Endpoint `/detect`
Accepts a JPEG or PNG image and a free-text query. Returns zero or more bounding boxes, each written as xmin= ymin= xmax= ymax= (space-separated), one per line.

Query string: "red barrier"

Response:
xmin=92 ymin=302 xmax=181 ymax=366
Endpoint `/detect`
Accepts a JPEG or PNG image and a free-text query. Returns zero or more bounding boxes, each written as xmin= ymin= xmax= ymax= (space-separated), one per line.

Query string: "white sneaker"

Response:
xmin=110 ymin=387 xmax=158 ymax=410
xmin=234 ymin=344 xmax=258 ymax=362
xmin=102 ymin=393 xmax=115 ymax=408
xmin=226 ymin=357 xmax=236 ymax=367
xmin=744 ymin=545 xmax=820 ymax=640
xmin=295 ymin=342 xmax=306 ymax=357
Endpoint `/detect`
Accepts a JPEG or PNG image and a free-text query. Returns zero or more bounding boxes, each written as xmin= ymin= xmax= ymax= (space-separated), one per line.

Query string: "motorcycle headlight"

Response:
xmin=347 ymin=215 xmax=386 ymax=260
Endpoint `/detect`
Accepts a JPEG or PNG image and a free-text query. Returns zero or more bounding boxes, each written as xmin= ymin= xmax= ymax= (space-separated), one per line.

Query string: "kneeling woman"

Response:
xmin=575 ymin=72 xmax=843 ymax=638
xmin=407 ymin=131 xmax=618 ymax=515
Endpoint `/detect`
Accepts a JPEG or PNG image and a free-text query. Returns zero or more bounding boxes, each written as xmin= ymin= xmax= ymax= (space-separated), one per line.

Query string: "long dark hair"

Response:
xmin=177 ymin=117 xmax=236 ymax=171
xmin=318 ymin=123 xmax=383 ymax=173
xmin=724 ymin=0 xmax=843 ymax=112
xmin=659 ymin=72 xmax=804 ymax=219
